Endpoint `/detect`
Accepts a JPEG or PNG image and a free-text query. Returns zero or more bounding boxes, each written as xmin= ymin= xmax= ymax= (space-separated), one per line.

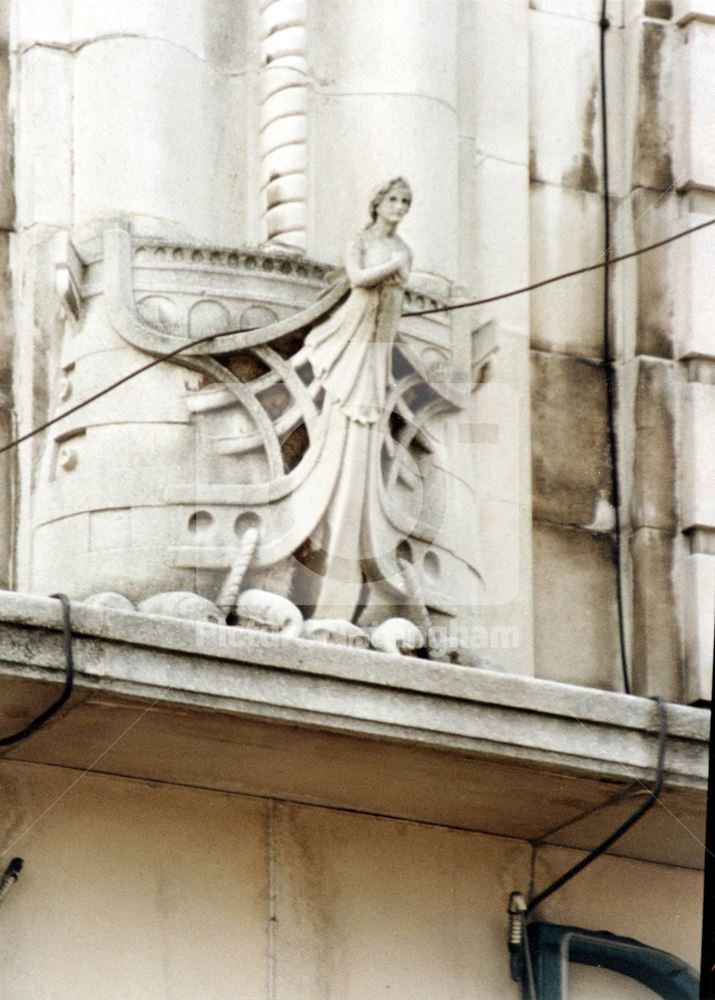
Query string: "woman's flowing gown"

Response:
xmin=303 ymin=235 xmax=407 ymax=621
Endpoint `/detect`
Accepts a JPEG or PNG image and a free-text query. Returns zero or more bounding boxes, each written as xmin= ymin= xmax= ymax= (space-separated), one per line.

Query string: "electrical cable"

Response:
xmin=0 ymin=218 xmax=713 ymax=459
xmin=0 ymin=593 xmax=74 ymax=747
xmin=404 ymin=217 xmax=715 ymax=318
xmin=0 ymin=858 xmax=23 ymax=904
xmin=599 ymin=3 xmax=631 ymax=696
xmin=525 ymin=697 xmax=668 ymax=915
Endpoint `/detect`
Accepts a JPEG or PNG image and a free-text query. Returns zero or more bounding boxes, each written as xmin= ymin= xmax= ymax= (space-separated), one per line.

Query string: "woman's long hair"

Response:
xmin=367 ymin=177 xmax=412 ymax=226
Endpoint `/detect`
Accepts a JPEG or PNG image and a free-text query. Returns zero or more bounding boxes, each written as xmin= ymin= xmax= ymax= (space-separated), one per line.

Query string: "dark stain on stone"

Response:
xmin=638 ymin=23 xmax=673 ymax=190
xmin=632 ymin=358 xmax=677 ymax=530
xmin=562 ymin=79 xmax=599 ymax=193
xmin=644 ymin=0 xmax=673 ymax=19
xmin=529 ymin=144 xmax=538 ymax=182
xmin=630 ymin=528 xmax=683 ymax=700
xmin=531 ymin=352 xmax=612 ymax=529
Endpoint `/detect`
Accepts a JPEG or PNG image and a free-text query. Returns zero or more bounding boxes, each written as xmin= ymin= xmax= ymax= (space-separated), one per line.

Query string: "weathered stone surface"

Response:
xmin=73 ymin=40 xmax=247 ymax=244
xmin=370 ymin=617 xmax=424 ymax=656
xmin=631 ymin=357 xmax=678 ymax=529
xmin=674 ymin=19 xmax=715 ymax=190
xmin=15 ymin=47 xmax=73 ymax=228
xmin=531 ymin=352 xmax=613 ymax=529
xmin=533 ymin=522 xmax=621 ymax=689
xmin=459 ymin=156 xmax=529 ymax=330
xmin=0 ymin=591 xmax=708 ymax=789
xmin=137 ymin=592 xmax=224 ymax=624
xmin=0 ymin=54 xmax=12 ymax=230
xmin=674 ymin=0 xmax=715 ymax=24
xmin=681 ymin=380 xmax=715 ymax=530
xmin=633 ymin=20 xmax=676 ymax=191
xmin=630 ymin=527 xmax=685 ymax=700
xmin=675 ymin=203 xmax=715 ymax=360
xmin=14 ymin=0 xmax=71 ymax=47
xmin=528 ymin=0 xmax=615 ymax=23
xmin=0 ymin=232 xmax=11 ymax=382
xmin=307 ymin=0 xmax=457 ymax=105
xmin=458 ymin=0 xmax=529 ymax=166
xmin=683 ymin=551 xmax=715 ymax=702
xmin=0 ymin=405 xmax=11 ymax=590
xmin=79 ymin=592 xmax=134 ymax=613
xmin=529 ymin=10 xmax=626 ymax=195
xmin=529 ymin=184 xmax=605 ymax=358
xmin=308 ymin=95 xmax=458 ymax=282
xmin=632 ymin=188 xmax=682 ymax=358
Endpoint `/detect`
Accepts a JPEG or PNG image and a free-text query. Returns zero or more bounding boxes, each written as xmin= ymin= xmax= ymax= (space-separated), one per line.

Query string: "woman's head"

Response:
xmin=368 ymin=177 xmax=412 ymax=225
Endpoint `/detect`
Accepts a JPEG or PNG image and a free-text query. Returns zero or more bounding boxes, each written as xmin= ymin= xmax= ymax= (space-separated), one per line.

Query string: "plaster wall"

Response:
xmin=0 ymin=759 xmax=702 ymax=1000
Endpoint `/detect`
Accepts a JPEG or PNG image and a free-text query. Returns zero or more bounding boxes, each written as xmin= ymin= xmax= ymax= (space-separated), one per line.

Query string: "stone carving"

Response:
xmin=82 ymin=592 xmax=135 ymax=611
xmin=136 ymin=592 xmax=224 ymax=624
xmin=370 ymin=618 xmax=425 ymax=656
xmin=34 ymin=197 xmax=494 ymax=650
xmin=301 ymin=619 xmax=370 ymax=648
xmin=260 ymin=0 xmax=308 ymax=250
xmin=236 ymin=589 xmax=303 ymax=637
xmin=298 ymin=178 xmax=415 ymax=621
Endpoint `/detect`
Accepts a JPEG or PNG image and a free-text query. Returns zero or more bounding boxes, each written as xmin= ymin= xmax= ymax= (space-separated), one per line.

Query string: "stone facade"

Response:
xmin=0 ymin=1 xmax=711 ymax=997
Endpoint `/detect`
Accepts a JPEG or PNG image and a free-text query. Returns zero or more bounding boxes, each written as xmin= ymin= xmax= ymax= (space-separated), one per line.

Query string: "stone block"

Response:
xmin=273 ymin=801 xmax=531 ymax=1000
xmin=0 ymin=54 xmax=13 ymax=229
xmin=458 ymin=153 xmax=529 ymax=331
xmin=632 ymin=188 xmax=684 ymax=357
xmin=0 ymin=232 xmax=11 ymax=382
xmin=307 ymin=94 xmax=458 ymax=281
xmin=73 ymin=40 xmax=247 ymax=245
xmin=529 ymin=184 xmax=605 ymax=358
xmin=0 ymin=406 xmax=12 ymax=589
xmin=533 ymin=521 xmax=621 ymax=689
xmin=14 ymin=0 xmax=71 ymax=48
xmin=644 ymin=1 xmax=676 ymax=19
xmin=531 ymin=352 xmax=613 ymax=529
xmin=681 ymin=380 xmax=715 ymax=529
xmin=630 ymin=527 xmax=685 ymax=700
xmin=457 ymin=0 xmax=529 ymax=165
xmin=674 ymin=19 xmax=715 ymax=190
xmin=307 ymin=0 xmax=457 ymax=107
xmin=674 ymin=0 xmax=715 ymax=23
xmin=529 ymin=10 xmax=626 ymax=195
xmin=683 ymin=551 xmax=715 ymax=702
xmin=15 ymin=47 xmax=72 ymax=228
xmin=631 ymin=20 xmax=677 ymax=191
xmin=0 ymin=0 xmax=8 ymax=48
xmin=16 ymin=0 xmax=250 ymax=71
xmin=529 ymin=0 xmax=618 ymax=23
xmin=675 ymin=203 xmax=715 ymax=360
xmin=475 ymin=495 xmax=534 ymax=675
xmin=631 ymin=358 xmax=678 ymax=529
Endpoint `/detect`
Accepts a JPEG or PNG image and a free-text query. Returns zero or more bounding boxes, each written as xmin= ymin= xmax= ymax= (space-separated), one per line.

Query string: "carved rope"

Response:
xmin=260 ymin=0 xmax=308 ymax=250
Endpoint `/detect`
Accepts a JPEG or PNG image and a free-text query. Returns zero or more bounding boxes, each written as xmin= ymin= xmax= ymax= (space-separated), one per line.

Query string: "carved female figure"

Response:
xmin=304 ymin=177 xmax=413 ymax=620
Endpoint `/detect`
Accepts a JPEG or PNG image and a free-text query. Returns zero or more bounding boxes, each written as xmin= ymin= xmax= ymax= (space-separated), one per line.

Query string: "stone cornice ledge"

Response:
xmin=0 ymin=592 xmax=708 ymax=789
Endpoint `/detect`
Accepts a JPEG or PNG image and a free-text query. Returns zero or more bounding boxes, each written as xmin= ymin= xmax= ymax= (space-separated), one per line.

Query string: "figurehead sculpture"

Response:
xmin=34 ymin=181 xmax=491 ymax=657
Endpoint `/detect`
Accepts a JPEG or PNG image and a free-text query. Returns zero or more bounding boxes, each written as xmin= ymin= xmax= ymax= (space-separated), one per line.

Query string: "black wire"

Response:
xmin=404 ymin=217 xmax=715 ymax=318
xmin=0 ymin=594 xmax=74 ymax=747
xmin=525 ymin=698 xmax=668 ymax=915
xmin=599 ymin=3 xmax=630 ymax=697
xmin=0 ymin=218 xmax=714 ymax=460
